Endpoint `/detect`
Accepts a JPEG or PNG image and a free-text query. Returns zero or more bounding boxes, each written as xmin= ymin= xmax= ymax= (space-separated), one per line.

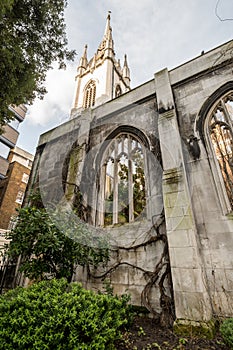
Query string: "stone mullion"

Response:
xmin=221 ymin=100 xmax=233 ymax=170
xmin=128 ymin=135 xmax=134 ymax=222
xmin=113 ymin=140 xmax=119 ymax=224
xmin=222 ymin=98 xmax=232 ymax=127
xmin=213 ymin=125 xmax=233 ymax=193
xmin=98 ymin=163 xmax=107 ymax=226
xmin=143 ymin=146 xmax=150 ymax=220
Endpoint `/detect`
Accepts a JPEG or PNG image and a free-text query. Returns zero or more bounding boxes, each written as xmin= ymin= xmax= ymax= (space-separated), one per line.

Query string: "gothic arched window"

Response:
xmin=83 ymin=80 xmax=96 ymax=108
xmin=207 ymin=91 xmax=233 ymax=210
xmin=97 ymin=133 xmax=147 ymax=226
xmin=115 ymin=84 xmax=122 ymax=98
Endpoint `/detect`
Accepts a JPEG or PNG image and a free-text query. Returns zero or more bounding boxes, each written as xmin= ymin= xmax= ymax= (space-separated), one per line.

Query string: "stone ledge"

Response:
xmin=173 ymin=318 xmax=216 ymax=339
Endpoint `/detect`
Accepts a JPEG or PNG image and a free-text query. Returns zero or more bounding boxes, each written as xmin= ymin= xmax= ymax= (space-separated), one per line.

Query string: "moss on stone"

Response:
xmin=173 ymin=319 xmax=216 ymax=339
xmin=66 ymin=147 xmax=82 ymax=200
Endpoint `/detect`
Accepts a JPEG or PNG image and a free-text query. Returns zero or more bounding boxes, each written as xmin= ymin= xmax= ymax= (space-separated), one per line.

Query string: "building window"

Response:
xmin=8 ymin=118 xmax=20 ymax=130
xmin=115 ymin=84 xmax=122 ymax=97
xmin=83 ymin=80 xmax=96 ymax=108
xmin=0 ymin=142 xmax=11 ymax=159
xmin=27 ymin=160 xmax=33 ymax=168
xmin=22 ymin=173 xmax=29 ymax=184
xmin=208 ymin=91 xmax=233 ymax=209
xmin=15 ymin=190 xmax=24 ymax=204
xmin=97 ymin=133 xmax=146 ymax=226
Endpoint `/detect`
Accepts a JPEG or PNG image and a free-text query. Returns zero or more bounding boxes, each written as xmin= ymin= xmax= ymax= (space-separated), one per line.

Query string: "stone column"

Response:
xmin=155 ymin=69 xmax=213 ymax=332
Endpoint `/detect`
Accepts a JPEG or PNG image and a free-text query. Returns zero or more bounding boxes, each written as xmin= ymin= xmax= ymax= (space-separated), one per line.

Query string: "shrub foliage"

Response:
xmin=220 ymin=317 xmax=233 ymax=349
xmin=0 ymin=278 xmax=132 ymax=349
xmin=2 ymin=203 xmax=109 ymax=282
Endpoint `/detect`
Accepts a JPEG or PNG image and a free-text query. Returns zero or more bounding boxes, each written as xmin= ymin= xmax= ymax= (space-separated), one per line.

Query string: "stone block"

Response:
xmin=164 ymin=190 xmax=189 ymax=209
xmin=109 ymin=265 xmax=129 ymax=285
xmin=225 ymin=269 xmax=233 ymax=291
xmin=207 ymin=231 xmax=233 ymax=250
xmin=205 ymin=268 xmax=230 ymax=293
xmin=172 ymin=267 xmax=207 ymax=293
xmin=124 ymin=284 xmax=145 ymax=305
xmin=135 ymin=241 xmax=165 ymax=271
xmin=170 ymin=246 xmax=199 ymax=269
xmin=210 ymin=290 xmax=233 ymax=316
xmin=167 ymin=229 xmax=196 ymax=248
xmin=128 ymin=266 xmax=146 ymax=286
xmin=174 ymin=290 xmax=212 ymax=321
xmin=147 ymin=284 xmax=163 ymax=313
xmin=208 ymin=248 xmax=233 ymax=269
xmin=165 ymin=206 xmax=184 ymax=218
xmin=166 ymin=213 xmax=194 ymax=232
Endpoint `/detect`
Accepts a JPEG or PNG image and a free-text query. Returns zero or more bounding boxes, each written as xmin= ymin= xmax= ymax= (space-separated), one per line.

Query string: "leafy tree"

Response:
xmin=0 ymin=1 xmax=14 ymax=17
xmin=0 ymin=0 xmax=75 ymax=127
xmin=0 ymin=278 xmax=132 ymax=349
xmin=2 ymin=204 xmax=109 ymax=282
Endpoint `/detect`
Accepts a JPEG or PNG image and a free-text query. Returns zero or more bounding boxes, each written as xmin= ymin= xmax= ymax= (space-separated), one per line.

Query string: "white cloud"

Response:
xmin=18 ymin=0 xmax=233 ymax=154
xmin=26 ymin=63 xmax=76 ymax=127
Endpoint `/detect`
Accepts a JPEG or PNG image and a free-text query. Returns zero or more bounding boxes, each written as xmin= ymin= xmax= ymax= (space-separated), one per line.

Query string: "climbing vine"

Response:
xmin=87 ymin=211 xmax=175 ymax=326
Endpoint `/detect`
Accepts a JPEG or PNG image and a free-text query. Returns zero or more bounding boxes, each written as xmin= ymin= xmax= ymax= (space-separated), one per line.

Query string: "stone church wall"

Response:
xmin=171 ymin=48 xmax=233 ymax=318
xmin=73 ymin=97 xmax=172 ymax=320
xmin=27 ymin=40 xmax=233 ymax=326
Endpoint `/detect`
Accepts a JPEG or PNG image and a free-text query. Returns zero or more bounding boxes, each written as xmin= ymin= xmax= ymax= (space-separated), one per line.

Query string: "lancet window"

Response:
xmin=98 ymin=133 xmax=146 ymax=226
xmin=83 ymin=80 xmax=96 ymax=108
xmin=208 ymin=91 xmax=233 ymax=209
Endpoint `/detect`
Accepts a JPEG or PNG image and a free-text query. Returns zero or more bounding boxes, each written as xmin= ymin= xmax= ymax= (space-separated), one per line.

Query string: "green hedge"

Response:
xmin=0 ymin=279 xmax=132 ymax=349
xmin=220 ymin=317 xmax=233 ymax=349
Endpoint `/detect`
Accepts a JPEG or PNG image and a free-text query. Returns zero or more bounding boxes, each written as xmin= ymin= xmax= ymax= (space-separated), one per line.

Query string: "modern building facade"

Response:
xmin=0 ymin=105 xmax=27 ymax=179
xmin=27 ymin=14 xmax=233 ymax=330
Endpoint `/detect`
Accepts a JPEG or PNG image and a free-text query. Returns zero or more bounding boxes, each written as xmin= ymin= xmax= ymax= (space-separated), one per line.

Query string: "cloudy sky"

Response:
xmin=17 ymin=0 xmax=233 ymax=155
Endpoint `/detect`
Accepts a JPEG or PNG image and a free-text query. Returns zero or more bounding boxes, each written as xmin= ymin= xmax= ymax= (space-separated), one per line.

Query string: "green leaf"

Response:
xmin=0 ymin=0 xmax=76 ymax=129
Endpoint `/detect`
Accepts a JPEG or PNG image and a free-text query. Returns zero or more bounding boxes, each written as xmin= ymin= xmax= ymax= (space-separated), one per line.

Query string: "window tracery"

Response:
xmin=208 ymin=91 xmax=233 ymax=209
xmin=98 ymin=133 xmax=146 ymax=226
xmin=83 ymin=80 xmax=96 ymax=108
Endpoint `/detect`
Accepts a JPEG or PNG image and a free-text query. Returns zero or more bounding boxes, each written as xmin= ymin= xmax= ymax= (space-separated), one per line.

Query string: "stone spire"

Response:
xmin=77 ymin=44 xmax=88 ymax=75
xmin=123 ymin=54 xmax=130 ymax=86
xmin=71 ymin=12 xmax=131 ymax=117
xmin=97 ymin=11 xmax=114 ymax=57
xmin=104 ymin=11 xmax=112 ymax=38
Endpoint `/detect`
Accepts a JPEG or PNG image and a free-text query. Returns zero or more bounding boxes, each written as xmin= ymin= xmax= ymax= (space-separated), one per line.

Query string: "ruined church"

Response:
xmin=29 ymin=13 xmax=233 ymax=330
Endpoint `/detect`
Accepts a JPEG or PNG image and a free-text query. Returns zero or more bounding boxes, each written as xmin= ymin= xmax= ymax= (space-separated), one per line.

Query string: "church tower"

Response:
xmin=70 ymin=12 xmax=130 ymax=118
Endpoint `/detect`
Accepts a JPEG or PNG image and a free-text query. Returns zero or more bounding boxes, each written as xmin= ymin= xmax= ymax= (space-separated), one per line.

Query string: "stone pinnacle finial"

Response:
xmin=77 ymin=44 xmax=88 ymax=73
xmin=123 ymin=54 xmax=130 ymax=85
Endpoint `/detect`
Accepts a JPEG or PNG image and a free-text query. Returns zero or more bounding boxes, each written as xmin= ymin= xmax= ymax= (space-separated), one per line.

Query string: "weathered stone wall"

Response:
xmin=155 ymin=68 xmax=213 ymax=323
xmin=171 ymin=46 xmax=233 ymax=318
xmin=72 ymin=97 xmax=173 ymax=322
xmin=29 ymin=93 xmax=173 ymax=323
xmin=28 ymin=40 xmax=233 ymax=326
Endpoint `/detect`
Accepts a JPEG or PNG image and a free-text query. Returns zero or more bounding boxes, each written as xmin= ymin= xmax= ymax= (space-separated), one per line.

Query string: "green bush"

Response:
xmin=220 ymin=317 xmax=233 ymax=349
xmin=0 ymin=279 xmax=132 ymax=350
xmin=3 ymin=203 xmax=109 ymax=282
